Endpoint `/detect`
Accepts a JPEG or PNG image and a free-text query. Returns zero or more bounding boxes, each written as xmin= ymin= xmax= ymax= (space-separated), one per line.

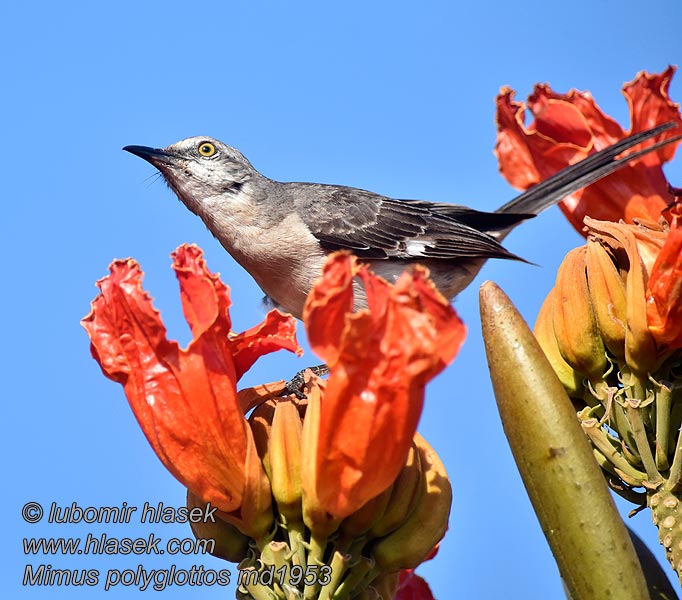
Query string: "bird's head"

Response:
xmin=124 ymin=136 xmax=257 ymax=214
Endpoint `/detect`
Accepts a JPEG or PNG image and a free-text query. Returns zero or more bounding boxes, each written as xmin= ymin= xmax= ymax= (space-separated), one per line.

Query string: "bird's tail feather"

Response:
xmin=496 ymin=121 xmax=681 ymax=216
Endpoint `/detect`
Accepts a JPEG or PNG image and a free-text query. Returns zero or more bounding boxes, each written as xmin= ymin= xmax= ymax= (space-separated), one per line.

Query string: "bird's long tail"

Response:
xmin=496 ymin=121 xmax=680 ymax=216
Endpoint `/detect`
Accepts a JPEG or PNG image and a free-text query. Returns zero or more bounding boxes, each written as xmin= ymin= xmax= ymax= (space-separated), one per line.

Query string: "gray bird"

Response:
xmin=124 ymin=123 xmax=677 ymax=319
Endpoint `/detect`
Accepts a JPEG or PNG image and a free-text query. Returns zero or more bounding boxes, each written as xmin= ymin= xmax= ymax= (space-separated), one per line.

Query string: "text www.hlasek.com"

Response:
xmin=24 ymin=533 xmax=213 ymax=556
xmin=23 ymin=536 xmax=228 ymax=591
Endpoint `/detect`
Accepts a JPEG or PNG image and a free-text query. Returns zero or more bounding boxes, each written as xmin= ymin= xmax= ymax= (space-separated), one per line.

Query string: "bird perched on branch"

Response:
xmin=124 ymin=122 xmax=678 ymax=319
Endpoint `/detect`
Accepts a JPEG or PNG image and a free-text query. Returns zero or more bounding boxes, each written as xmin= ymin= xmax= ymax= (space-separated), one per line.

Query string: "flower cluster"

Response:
xmin=82 ymin=245 xmax=464 ymax=599
xmin=496 ymin=67 xmax=682 ymax=581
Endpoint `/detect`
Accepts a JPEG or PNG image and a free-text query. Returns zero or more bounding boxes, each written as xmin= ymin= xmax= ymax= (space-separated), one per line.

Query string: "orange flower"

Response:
xmin=303 ymin=253 xmax=465 ymax=519
xmin=81 ymin=244 xmax=301 ymax=535
xmin=536 ymin=213 xmax=682 ymax=378
xmin=495 ymin=67 xmax=681 ymax=232
xmin=647 ymin=199 xmax=682 ymax=350
xmin=84 ymin=246 xmax=460 ymax=595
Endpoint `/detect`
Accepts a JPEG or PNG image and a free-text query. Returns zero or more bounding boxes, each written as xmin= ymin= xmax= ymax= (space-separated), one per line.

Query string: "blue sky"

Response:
xmin=4 ymin=1 xmax=682 ymax=597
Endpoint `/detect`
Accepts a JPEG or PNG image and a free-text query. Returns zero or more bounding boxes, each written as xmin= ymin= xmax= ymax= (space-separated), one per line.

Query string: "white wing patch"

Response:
xmin=405 ymin=239 xmax=429 ymax=256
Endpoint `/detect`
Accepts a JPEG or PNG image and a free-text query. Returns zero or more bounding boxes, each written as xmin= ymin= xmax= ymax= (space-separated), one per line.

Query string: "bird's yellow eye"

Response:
xmin=198 ymin=142 xmax=216 ymax=157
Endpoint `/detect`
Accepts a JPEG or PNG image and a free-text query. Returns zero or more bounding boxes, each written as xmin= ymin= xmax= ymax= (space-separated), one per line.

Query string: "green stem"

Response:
xmin=625 ymin=403 xmax=664 ymax=486
xmin=667 ymin=423 xmax=682 ymax=491
xmin=303 ymin=532 xmax=327 ymax=600
xmin=257 ymin=541 xmax=289 ymax=599
xmin=652 ymin=377 xmax=672 ymax=471
xmin=286 ymin=519 xmax=308 ymax=570
xmin=669 ymin=401 xmax=682 ymax=459
xmin=332 ymin=558 xmax=374 ymax=600
xmin=600 ymin=470 xmax=647 ymax=506
xmin=579 ymin=413 xmax=648 ymax=484
xmin=591 ymin=381 xmax=614 ymax=423
xmin=318 ymin=550 xmax=350 ymax=600
xmin=612 ymin=400 xmax=638 ymax=457
xmin=239 ymin=568 xmax=280 ymax=600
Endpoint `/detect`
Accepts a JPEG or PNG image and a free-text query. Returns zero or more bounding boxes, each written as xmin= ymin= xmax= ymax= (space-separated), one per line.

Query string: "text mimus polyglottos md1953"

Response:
xmin=124 ymin=123 xmax=677 ymax=319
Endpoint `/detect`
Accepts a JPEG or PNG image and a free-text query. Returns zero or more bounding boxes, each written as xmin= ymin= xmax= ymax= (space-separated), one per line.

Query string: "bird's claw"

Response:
xmin=282 ymin=364 xmax=329 ymax=399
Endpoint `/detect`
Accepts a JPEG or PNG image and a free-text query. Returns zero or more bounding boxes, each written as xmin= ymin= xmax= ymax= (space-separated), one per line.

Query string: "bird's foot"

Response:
xmin=283 ymin=364 xmax=329 ymax=399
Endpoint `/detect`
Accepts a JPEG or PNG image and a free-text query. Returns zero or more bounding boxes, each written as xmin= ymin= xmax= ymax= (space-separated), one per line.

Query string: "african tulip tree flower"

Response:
xmin=303 ymin=252 xmax=465 ymax=519
xmin=83 ymin=244 xmax=464 ymax=598
xmin=81 ymin=244 xmax=301 ymax=538
xmin=534 ymin=203 xmax=682 ymax=581
xmin=496 ymin=67 xmax=681 ymax=232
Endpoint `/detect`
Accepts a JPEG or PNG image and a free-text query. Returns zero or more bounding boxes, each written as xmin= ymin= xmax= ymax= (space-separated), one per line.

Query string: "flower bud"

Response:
xmin=339 ymin=482 xmax=394 ymax=540
xmin=370 ymin=443 xmax=424 ymax=538
xmin=551 ymin=247 xmax=608 ymax=379
xmin=300 ymin=380 xmax=341 ymax=537
xmin=248 ymin=400 xmax=275 ymax=479
xmin=585 ymin=238 xmax=628 ymax=359
xmin=234 ymin=436 xmax=275 ymax=541
xmin=186 ymin=490 xmax=250 ymax=563
xmin=269 ymin=399 xmax=304 ymax=523
xmin=371 ymin=433 xmax=451 ymax=572
xmin=534 ymin=288 xmax=585 ymax=398
xmin=584 ymin=218 xmax=659 ymax=374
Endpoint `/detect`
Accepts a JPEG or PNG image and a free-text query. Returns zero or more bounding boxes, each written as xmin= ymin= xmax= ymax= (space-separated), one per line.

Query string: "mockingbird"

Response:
xmin=124 ymin=122 xmax=678 ymax=320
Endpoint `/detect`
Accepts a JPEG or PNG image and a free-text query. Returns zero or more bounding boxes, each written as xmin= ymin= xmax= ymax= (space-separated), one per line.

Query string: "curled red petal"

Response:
xmin=528 ymin=84 xmax=624 ymax=151
xmin=81 ymin=246 xmax=287 ymax=513
xmin=495 ymin=87 xmax=595 ymax=192
xmin=172 ymin=244 xmax=233 ymax=340
xmin=625 ymin=66 xmax=682 ymax=164
xmin=396 ymin=543 xmax=439 ymax=597
xmin=229 ymin=309 xmax=303 ymax=380
xmin=647 ymin=202 xmax=682 ymax=350
xmin=494 ymin=87 xmax=543 ymax=190
xmin=173 ymin=243 xmax=301 ymax=380
xmin=304 ymin=251 xmax=356 ymax=368
xmin=304 ymin=254 xmax=466 ymax=518
xmin=392 ymin=267 xmax=465 ymax=369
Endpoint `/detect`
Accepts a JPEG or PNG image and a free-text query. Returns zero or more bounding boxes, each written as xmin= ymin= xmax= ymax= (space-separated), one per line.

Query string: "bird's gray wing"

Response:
xmin=294 ymin=185 xmax=531 ymax=261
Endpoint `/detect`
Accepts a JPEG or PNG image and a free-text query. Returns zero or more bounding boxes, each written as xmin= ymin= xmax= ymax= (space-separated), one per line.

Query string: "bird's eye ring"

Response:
xmin=198 ymin=142 xmax=217 ymax=157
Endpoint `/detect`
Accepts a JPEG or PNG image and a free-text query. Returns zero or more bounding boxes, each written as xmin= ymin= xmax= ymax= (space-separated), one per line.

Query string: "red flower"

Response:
xmin=495 ymin=67 xmax=681 ymax=232
xmin=647 ymin=198 xmax=682 ymax=350
xmin=303 ymin=253 xmax=466 ymax=518
xmin=84 ymin=245 xmax=461 ymax=597
xmin=395 ymin=546 xmax=439 ymax=600
xmin=395 ymin=571 xmax=435 ymax=600
xmin=83 ymin=244 xmax=463 ymax=554
xmin=81 ymin=245 xmax=301 ymax=535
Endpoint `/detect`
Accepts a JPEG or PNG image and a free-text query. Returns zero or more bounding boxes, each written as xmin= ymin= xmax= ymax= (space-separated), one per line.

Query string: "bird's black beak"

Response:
xmin=123 ymin=145 xmax=178 ymax=166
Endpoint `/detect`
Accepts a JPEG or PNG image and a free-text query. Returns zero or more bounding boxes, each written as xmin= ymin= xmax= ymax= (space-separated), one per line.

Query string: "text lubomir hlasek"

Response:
xmin=46 ymin=502 xmax=216 ymax=524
